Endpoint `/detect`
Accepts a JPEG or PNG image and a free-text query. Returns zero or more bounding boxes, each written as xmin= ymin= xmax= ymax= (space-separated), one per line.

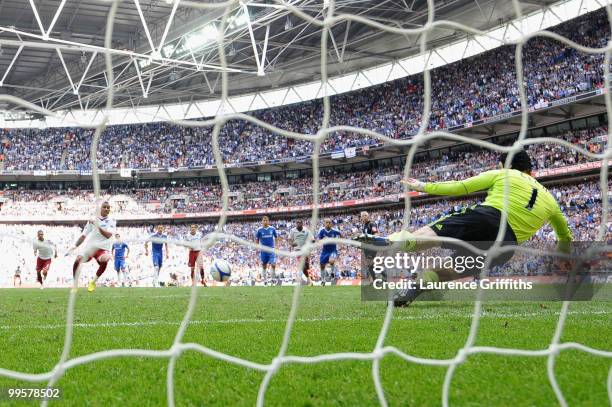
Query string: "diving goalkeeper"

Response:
xmin=376 ymin=151 xmax=573 ymax=306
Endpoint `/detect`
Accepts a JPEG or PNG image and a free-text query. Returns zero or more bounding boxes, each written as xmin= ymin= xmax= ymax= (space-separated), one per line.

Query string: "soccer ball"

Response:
xmin=210 ymin=259 xmax=232 ymax=282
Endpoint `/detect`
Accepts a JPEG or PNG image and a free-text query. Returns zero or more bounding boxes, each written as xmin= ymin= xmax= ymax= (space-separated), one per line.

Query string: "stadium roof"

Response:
xmin=0 ymin=0 xmax=562 ymax=117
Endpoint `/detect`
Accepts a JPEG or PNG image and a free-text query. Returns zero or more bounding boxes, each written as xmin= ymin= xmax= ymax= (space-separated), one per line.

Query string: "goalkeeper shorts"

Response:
xmin=429 ymin=204 xmax=517 ymax=271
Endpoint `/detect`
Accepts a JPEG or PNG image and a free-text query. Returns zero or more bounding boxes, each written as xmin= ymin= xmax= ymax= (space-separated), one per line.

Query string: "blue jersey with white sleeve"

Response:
xmin=256 ymin=227 xmax=277 ymax=248
xmin=150 ymin=233 xmax=167 ymax=254
xmin=112 ymin=242 xmax=129 ymax=260
xmin=318 ymin=227 xmax=341 ymax=253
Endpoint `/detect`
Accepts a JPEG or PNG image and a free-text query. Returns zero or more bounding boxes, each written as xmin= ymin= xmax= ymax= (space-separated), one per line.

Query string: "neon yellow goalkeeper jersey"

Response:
xmin=423 ymin=169 xmax=572 ymax=243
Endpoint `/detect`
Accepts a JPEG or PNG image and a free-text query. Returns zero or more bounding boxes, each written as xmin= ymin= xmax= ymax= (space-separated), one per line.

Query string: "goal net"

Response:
xmin=0 ymin=0 xmax=610 ymax=406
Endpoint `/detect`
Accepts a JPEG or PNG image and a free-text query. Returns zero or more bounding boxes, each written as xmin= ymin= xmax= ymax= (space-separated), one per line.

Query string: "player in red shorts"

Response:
xmin=33 ymin=230 xmax=57 ymax=289
xmin=69 ymin=201 xmax=116 ymax=292
xmin=186 ymin=224 xmax=206 ymax=286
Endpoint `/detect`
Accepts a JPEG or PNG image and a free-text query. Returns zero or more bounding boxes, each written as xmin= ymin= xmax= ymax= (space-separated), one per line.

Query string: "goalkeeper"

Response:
xmin=373 ymin=151 xmax=573 ymax=306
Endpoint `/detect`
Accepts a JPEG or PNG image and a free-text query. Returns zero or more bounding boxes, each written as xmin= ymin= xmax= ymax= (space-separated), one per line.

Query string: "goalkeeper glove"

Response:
xmin=401 ymin=178 xmax=426 ymax=192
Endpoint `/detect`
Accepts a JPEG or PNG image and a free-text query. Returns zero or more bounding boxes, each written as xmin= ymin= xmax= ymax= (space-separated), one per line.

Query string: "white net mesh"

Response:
xmin=0 ymin=0 xmax=611 ymax=406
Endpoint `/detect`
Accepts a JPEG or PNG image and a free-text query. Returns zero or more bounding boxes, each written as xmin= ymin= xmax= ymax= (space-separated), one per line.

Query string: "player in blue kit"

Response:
xmin=255 ymin=216 xmax=278 ymax=285
xmin=318 ymin=218 xmax=341 ymax=284
xmin=144 ymin=225 xmax=169 ymax=287
xmin=112 ymin=233 xmax=130 ymax=287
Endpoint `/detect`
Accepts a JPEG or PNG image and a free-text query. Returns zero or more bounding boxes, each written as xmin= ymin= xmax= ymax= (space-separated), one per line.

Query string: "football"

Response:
xmin=209 ymin=259 xmax=232 ymax=282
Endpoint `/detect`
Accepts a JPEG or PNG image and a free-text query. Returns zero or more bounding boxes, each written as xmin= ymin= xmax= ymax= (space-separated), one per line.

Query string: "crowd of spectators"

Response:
xmin=0 ymin=179 xmax=609 ymax=287
xmin=0 ymin=124 xmax=606 ymax=216
xmin=0 ymin=9 xmax=608 ymax=171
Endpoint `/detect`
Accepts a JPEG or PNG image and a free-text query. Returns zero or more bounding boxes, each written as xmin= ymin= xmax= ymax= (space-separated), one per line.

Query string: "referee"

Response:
xmin=361 ymin=211 xmax=378 ymax=236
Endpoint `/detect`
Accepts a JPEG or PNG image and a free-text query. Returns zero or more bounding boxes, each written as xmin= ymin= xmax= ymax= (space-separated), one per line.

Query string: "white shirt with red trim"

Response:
xmin=33 ymin=238 xmax=55 ymax=260
xmin=185 ymin=232 xmax=202 ymax=252
xmin=81 ymin=217 xmax=116 ymax=251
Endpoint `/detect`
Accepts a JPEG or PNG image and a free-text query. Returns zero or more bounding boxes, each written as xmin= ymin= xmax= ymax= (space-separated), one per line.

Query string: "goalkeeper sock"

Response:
xmin=419 ymin=270 xmax=440 ymax=284
xmin=388 ymin=230 xmax=417 ymax=252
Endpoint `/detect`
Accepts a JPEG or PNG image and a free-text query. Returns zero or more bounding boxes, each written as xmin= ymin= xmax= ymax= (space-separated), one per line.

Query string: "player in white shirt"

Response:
xmin=33 ymin=230 xmax=57 ymax=288
xmin=69 ymin=201 xmax=116 ymax=292
xmin=186 ymin=224 xmax=206 ymax=286
xmin=289 ymin=219 xmax=314 ymax=284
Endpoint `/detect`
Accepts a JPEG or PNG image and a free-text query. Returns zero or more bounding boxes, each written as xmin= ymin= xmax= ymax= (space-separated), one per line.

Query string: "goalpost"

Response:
xmin=0 ymin=0 xmax=610 ymax=406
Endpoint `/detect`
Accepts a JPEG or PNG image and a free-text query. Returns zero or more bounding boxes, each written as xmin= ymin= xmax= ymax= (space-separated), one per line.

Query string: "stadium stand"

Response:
xmin=0 ymin=124 xmax=606 ymax=216
xmin=0 ymin=9 xmax=608 ymax=171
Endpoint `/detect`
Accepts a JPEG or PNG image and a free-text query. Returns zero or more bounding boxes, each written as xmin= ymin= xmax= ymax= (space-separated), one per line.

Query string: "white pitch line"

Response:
xmin=30 ymin=294 xmax=198 ymax=300
xmin=1 ymin=310 xmax=610 ymax=331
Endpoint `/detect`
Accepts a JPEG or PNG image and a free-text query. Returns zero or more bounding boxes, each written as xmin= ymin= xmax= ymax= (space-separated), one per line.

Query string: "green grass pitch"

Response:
xmin=0 ymin=287 xmax=610 ymax=406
